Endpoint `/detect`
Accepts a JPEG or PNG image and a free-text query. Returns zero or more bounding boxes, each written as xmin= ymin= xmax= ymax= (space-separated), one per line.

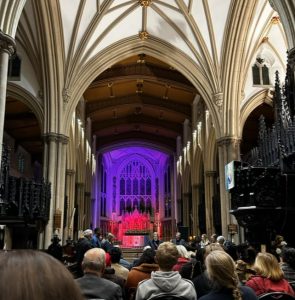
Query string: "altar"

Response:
xmin=122 ymin=234 xmax=149 ymax=248
xmin=118 ymin=209 xmax=153 ymax=248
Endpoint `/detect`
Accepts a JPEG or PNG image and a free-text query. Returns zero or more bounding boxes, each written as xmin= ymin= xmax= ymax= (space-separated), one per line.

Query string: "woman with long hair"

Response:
xmin=246 ymin=252 xmax=295 ymax=296
xmin=199 ymin=250 xmax=258 ymax=300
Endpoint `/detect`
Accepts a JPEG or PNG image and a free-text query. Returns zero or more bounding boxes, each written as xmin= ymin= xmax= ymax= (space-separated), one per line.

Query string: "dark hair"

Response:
xmin=110 ymin=247 xmax=122 ymax=263
xmin=281 ymin=247 xmax=295 ymax=269
xmin=137 ymin=248 xmax=156 ymax=265
xmin=0 ymin=250 xmax=84 ymax=300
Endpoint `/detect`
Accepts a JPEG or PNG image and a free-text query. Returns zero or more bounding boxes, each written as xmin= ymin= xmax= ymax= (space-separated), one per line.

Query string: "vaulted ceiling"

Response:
xmin=84 ymin=54 xmax=197 ymax=149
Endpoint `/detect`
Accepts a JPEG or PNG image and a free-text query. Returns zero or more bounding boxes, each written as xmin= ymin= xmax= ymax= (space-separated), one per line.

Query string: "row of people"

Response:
xmin=1 ymin=241 xmax=295 ymax=300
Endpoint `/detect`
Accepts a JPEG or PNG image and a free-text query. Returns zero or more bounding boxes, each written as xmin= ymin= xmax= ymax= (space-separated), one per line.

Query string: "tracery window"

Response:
xmin=100 ymin=165 xmax=107 ymax=217
xmin=252 ymin=57 xmax=270 ymax=86
xmin=119 ymin=160 xmax=152 ymax=215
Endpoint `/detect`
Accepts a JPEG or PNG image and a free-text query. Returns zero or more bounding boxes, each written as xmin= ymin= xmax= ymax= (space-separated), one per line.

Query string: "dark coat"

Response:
xmin=76 ymin=273 xmax=123 ymax=300
xmin=199 ymin=286 xmax=258 ymax=300
xmin=147 ymin=239 xmax=162 ymax=251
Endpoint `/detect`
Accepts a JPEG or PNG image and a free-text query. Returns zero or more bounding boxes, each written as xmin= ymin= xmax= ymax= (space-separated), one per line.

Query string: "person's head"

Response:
xmin=93 ymin=227 xmax=101 ymax=237
xmin=83 ymin=229 xmax=93 ymax=240
xmin=137 ymin=248 xmax=157 ymax=265
xmin=176 ymin=245 xmax=190 ymax=259
xmin=281 ymin=247 xmax=295 ymax=269
xmin=206 ymin=250 xmax=241 ymax=300
xmin=109 ymin=246 xmax=122 ymax=263
xmin=0 ymin=250 xmax=84 ymax=300
xmin=205 ymin=242 xmax=224 ymax=259
xmin=210 ymin=234 xmax=217 ymax=243
xmin=107 ymin=232 xmax=114 ymax=242
xmin=153 ymin=232 xmax=158 ymax=241
xmin=82 ymin=248 xmax=106 ymax=275
xmin=253 ymin=252 xmax=284 ymax=281
xmin=176 ymin=232 xmax=181 ymax=240
xmin=217 ymin=235 xmax=225 ymax=245
xmin=201 ymin=233 xmax=208 ymax=241
xmin=156 ymin=242 xmax=179 ymax=271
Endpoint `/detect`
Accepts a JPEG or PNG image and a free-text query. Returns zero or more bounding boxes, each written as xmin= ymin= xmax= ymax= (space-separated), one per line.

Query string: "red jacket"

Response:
xmin=246 ymin=275 xmax=295 ymax=296
xmin=172 ymin=257 xmax=190 ymax=272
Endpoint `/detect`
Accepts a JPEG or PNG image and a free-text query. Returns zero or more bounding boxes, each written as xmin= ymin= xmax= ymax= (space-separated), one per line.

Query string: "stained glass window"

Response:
xmin=119 ymin=159 xmax=152 ymax=215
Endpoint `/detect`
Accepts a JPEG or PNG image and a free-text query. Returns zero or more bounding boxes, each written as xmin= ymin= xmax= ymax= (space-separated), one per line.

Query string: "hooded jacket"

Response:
xmin=135 ymin=270 xmax=197 ymax=300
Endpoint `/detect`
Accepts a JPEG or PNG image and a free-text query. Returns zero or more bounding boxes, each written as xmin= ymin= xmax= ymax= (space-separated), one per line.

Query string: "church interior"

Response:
xmin=0 ymin=0 xmax=295 ymax=251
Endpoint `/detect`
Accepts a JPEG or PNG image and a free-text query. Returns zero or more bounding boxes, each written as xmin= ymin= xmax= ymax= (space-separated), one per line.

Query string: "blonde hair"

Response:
xmin=177 ymin=245 xmax=190 ymax=259
xmin=206 ymin=250 xmax=242 ymax=300
xmin=156 ymin=242 xmax=179 ymax=271
xmin=253 ymin=252 xmax=284 ymax=281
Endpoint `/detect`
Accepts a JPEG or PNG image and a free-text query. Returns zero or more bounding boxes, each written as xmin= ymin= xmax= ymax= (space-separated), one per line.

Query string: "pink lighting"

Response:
xmin=94 ymin=144 xmax=170 ymax=247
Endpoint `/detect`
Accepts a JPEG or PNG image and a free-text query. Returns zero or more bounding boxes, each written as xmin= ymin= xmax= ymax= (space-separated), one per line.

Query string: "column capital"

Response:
xmin=216 ymin=136 xmax=241 ymax=147
xmin=0 ymin=30 xmax=16 ymax=56
xmin=43 ymin=132 xmax=69 ymax=144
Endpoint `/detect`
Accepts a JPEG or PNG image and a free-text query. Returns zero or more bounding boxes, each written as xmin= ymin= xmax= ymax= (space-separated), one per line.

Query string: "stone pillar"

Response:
xmin=171 ymin=154 xmax=177 ymax=235
xmin=76 ymin=182 xmax=85 ymax=230
xmin=65 ymin=169 xmax=76 ymax=239
xmin=182 ymin=192 xmax=190 ymax=227
xmin=217 ymin=137 xmax=240 ymax=239
xmin=43 ymin=133 xmax=69 ymax=247
xmin=204 ymin=171 xmax=217 ymax=235
xmin=192 ymin=95 xmax=201 ymax=130
xmin=0 ymin=30 xmax=15 ymax=167
xmin=192 ymin=184 xmax=201 ymax=236
xmin=84 ymin=191 xmax=91 ymax=229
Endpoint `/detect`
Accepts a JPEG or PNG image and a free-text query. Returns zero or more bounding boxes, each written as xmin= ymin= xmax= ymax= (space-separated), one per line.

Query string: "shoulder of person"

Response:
xmin=137 ymin=278 xmax=151 ymax=287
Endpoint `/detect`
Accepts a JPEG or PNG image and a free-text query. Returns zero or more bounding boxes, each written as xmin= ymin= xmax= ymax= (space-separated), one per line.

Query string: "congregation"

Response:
xmin=1 ymin=230 xmax=295 ymax=300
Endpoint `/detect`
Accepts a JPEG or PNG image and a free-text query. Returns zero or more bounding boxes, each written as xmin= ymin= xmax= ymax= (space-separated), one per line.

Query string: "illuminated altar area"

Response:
xmin=93 ymin=145 xmax=173 ymax=247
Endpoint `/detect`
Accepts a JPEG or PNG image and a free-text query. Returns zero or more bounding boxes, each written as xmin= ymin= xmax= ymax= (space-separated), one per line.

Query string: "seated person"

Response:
xmin=135 ymin=242 xmax=197 ymax=300
xmin=147 ymin=232 xmax=162 ymax=251
xmin=172 ymin=245 xmax=191 ymax=272
xmin=126 ymin=248 xmax=159 ymax=300
xmin=76 ymin=248 xmax=123 ymax=300
xmin=199 ymin=250 xmax=258 ymax=300
xmin=110 ymin=246 xmax=130 ymax=281
xmin=246 ymin=252 xmax=295 ymax=296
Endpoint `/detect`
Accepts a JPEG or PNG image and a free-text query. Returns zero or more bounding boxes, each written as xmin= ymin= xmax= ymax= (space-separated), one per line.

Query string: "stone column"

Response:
xmin=204 ymin=171 xmax=217 ymax=235
xmin=76 ymin=182 xmax=85 ymax=230
xmin=84 ymin=191 xmax=91 ymax=229
xmin=43 ymin=133 xmax=69 ymax=247
xmin=192 ymin=95 xmax=200 ymax=130
xmin=217 ymin=137 xmax=240 ymax=239
xmin=0 ymin=30 xmax=15 ymax=167
xmin=182 ymin=192 xmax=191 ymax=227
xmin=65 ymin=169 xmax=76 ymax=239
xmin=191 ymin=184 xmax=201 ymax=236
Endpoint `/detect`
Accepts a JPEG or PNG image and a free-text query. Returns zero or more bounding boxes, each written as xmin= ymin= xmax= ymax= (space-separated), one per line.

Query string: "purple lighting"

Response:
xmin=93 ymin=145 xmax=171 ymax=247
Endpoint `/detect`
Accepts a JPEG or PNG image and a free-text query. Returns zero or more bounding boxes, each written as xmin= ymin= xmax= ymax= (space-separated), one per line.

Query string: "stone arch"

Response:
xmin=64 ymin=37 xmax=221 ymax=139
xmin=6 ymin=82 xmax=44 ymax=132
xmin=240 ymin=89 xmax=273 ymax=136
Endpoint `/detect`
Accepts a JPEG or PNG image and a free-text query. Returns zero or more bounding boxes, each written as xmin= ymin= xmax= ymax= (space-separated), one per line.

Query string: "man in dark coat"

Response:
xmin=76 ymin=248 xmax=123 ymax=300
xmin=75 ymin=229 xmax=94 ymax=277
